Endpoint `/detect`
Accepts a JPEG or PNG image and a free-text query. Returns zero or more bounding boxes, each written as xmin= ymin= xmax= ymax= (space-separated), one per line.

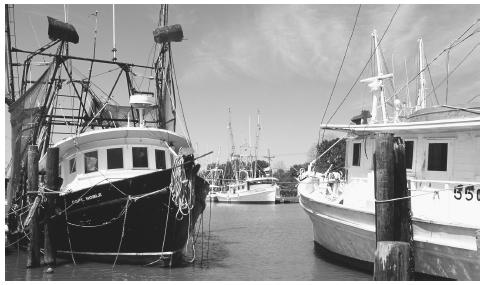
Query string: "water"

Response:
xmin=5 ymin=203 xmax=371 ymax=281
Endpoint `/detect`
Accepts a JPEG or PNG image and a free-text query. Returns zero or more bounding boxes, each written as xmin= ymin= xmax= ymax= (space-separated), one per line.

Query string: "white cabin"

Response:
xmin=40 ymin=127 xmax=190 ymax=193
xmin=323 ymin=105 xmax=480 ymax=227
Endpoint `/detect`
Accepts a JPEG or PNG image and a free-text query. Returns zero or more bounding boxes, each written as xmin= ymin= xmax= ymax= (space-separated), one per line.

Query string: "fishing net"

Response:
xmin=6 ymin=61 xmax=54 ymax=212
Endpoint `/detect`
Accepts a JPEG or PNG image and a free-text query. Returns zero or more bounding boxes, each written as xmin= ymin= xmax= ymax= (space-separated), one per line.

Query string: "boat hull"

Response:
xmin=51 ymin=166 xmax=209 ymax=265
xmin=215 ymin=187 xmax=276 ymax=204
xmin=298 ymin=184 xmax=480 ymax=280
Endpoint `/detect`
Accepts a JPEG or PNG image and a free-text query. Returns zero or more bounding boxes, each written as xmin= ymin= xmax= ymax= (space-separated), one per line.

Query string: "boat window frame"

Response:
xmin=69 ymin=156 xmax=77 ymax=174
xmin=131 ymin=146 xmax=149 ymax=169
xmin=403 ymin=138 xmax=416 ymax=173
xmin=107 ymin=147 xmax=124 ymax=170
xmin=155 ymin=148 xmax=167 ymax=170
xmin=427 ymin=142 xmax=449 ymax=172
xmin=84 ymin=150 xmax=99 ymax=174
xmin=423 ymin=138 xmax=454 ymax=178
xmin=352 ymin=142 xmax=362 ymax=167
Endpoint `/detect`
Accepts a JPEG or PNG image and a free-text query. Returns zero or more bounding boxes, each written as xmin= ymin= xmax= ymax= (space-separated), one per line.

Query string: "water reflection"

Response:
xmin=6 ymin=204 xmax=372 ymax=281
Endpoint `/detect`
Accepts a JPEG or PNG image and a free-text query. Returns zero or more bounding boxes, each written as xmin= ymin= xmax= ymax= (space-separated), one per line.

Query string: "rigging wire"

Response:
xmin=324 ymin=5 xmax=401 ymax=131
xmin=170 ymin=46 xmax=193 ymax=147
xmin=428 ymin=42 xmax=480 ymax=96
xmin=317 ymin=4 xmax=361 ymax=146
xmin=424 ymin=54 xmax=440 ymax=106
xmin=387 ymin=20 xmax=480 ymax=103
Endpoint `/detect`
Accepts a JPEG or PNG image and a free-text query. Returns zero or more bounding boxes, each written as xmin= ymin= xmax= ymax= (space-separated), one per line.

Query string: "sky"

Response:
xmin=3 ymin=3 xmax=480 ymax=171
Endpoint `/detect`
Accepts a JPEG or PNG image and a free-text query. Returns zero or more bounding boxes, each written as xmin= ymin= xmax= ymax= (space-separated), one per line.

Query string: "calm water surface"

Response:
xmin=5 ymin=203 xmax=371 ymax=281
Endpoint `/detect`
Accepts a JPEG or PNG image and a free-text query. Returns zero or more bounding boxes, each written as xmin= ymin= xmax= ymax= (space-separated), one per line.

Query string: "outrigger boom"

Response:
xmin=11 ymin=47 xmax=154 ymax=69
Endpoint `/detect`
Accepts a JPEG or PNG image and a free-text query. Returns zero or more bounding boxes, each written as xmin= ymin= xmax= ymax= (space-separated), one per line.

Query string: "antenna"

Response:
xmin=64 ymin=4 xmax=68 ymax=22
xmin=360 ymin=29 xmax=393 ymax=124
xmin=112 ymin=5 xmax=117 ymax=62
xmin=416 ymin=37 xmax=426 ymax=110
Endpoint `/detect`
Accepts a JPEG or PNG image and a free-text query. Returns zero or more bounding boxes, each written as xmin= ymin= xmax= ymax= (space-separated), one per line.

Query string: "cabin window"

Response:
xmin=132 ymin=147 xmax=148 ymax=168
xmin=427 ymin=143 xmax=448 ymax=171
xmin=352 ymin=143 xmax=361 ymax=166
xmin=405 ymin=141 xmax=414 ymax=169
xmin=84 ymin=151 xmax=98 ymax=173
xmin=69 ymin=158 xmax=76 ymax=173
xmin=107 ymin=148 xmax=124 ymax=169
xmin=155 ymin=149 xmax=166 ymax=169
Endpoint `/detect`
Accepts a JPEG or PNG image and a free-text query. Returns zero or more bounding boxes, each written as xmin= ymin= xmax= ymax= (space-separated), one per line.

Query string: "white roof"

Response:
xmin=321 ymin=117 xmax=479 ymax=135
xmin=49 ymin=127 xmax=189 ymax=159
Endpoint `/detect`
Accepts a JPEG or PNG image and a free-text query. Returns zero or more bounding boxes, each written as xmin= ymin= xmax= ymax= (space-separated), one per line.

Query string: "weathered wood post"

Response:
xmin=374 ymin=241 xmax=411 ymax=280
xmin=393 ymin=138 xmax=412 ymax=242
xmin=26 ymin=145 xmax=40 ymax=268
xmin=44 ymin=147 xmax=59 ymax=267
xmin=374 ymin=133 xmax=395 ymax=242
xmin=393 ymin=138 xmax=414 ymax=279
xmin=373 ymin=134 xmax=413 ymax=280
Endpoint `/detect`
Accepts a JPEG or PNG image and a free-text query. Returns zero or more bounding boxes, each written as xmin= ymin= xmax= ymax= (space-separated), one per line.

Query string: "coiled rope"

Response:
xmin=170 ymin=155 xmax=194 ymax=219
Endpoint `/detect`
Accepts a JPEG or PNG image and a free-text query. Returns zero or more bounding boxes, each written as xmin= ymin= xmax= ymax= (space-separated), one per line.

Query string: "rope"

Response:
xmin=112 ymin=197 xmax=130 ymax=268
xmin=386 ymin=20 xmax=479 ymax=103
xmin=170 ymin=46 xmax=192 ymax=147
xmin=374 ymin=185 xmax=468 ymax=203
xmin=170 ymin=155 xmax=194 ymax=219
xmin=64 ymin=196 xmax=77 ymax=265
xmin=144 ymin=183 xmax=173 ymax=266
xmin=317 ymin=4 xmax=361 ymax=145
xmin=428 ymin=42 xmax=479 ymax=96
xmin=4 ymin=232 xmax=29 ymax=248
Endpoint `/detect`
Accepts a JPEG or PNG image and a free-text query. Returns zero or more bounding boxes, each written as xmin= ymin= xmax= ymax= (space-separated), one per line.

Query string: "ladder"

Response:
xmin=5 ymin=4 xmax=21 ymax=102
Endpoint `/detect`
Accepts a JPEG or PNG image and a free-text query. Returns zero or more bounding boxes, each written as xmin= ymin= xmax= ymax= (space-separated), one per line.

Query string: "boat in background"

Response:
xmin=214 ymin=109 xmax=278 ymax=203
xmin=215 ymin=177 xmax=278 ymax=203
xmin=298 ymin=30 xmax=480 ymax=280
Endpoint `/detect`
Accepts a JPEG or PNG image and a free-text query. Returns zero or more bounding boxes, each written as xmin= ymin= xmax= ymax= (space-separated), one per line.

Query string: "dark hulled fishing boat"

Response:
xmin=5 ymin=4 xmax=209 ymax=265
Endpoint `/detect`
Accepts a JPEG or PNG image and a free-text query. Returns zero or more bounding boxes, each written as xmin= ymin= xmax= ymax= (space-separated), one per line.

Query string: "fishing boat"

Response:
xmin=298 ymin=28 xmax=480 ymax=280
xmin=214 ymin=110 xmax=278 ymax=203
xmin=5 ymin=5 xmax=209 ymax=265
xmin=204 ymin=167 xmax=224 ymax=201
xmin=215 ymin=176 xmax=279 ymax=203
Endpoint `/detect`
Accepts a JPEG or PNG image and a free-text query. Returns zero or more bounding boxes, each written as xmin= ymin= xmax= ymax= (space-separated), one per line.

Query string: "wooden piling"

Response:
xmin=393 ymin=137 xmax=412 ymax=242
xmin=26 ymin=145 xmax=40 ymax=268
xmin=374 ymin=241 xmax=412 ymax=281
xmin=44 ymin=147 xmax=59 ymax=266
xmin=374 ymin=133 xmax=395 ymax=242
xmin=373 ymin=134 xmax=413 ymax=280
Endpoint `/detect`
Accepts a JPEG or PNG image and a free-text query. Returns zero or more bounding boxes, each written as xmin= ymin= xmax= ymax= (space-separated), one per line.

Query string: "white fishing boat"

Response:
xmin=214 ymin=110 xmax=278 ymax=203
xmin=298 ymin=29 xmax=480 ymax=280
xmin=215 ymin=177 xmax=278 ymax=203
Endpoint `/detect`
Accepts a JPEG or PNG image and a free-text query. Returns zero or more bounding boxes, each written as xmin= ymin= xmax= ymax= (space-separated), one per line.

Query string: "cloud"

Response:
xmin=255 ymin=5 xmax=341 ymax=78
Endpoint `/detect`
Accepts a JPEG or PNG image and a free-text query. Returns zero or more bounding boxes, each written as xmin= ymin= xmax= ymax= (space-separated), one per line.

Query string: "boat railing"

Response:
xmin=407 ymin=178 xmax=480 ymax=201
xmin=407 ymin=178 xmax=479 ymax=190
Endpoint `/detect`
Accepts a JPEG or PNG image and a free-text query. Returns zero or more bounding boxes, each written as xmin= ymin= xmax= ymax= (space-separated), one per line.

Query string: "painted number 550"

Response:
xmin=454 ymin=186 xmax=480 ymax=201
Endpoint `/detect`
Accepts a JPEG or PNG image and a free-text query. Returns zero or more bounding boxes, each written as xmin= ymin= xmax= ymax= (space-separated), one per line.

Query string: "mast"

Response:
xmin=416 ymin=37 xmax=426 ymax=110
xmin=360 ymin=29 xmax=393 ymax=124
xmin=5 ymin=4 xmax=16 ymax=104
xmin=254 ymin=110 xmax=261 ymax=177
xmin=228 ymin=108 xmax=236 ymax=159
xmin=154 ymin=4 xmax=178 ymax=131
